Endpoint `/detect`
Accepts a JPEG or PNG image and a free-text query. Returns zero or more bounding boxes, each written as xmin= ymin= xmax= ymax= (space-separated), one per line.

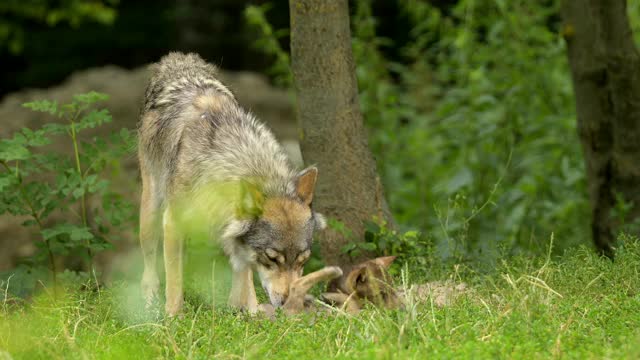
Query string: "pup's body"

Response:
xmin=260 ymin=257 xmax=400 ymax=317
xmin=261 ymin=258 xmax=469 ymax=317
xmin=138 ymin=52 xmax=323 ymax=316
xmin=325 ymin=256 xmax=401 ymax=311
xmin=323 ymin=257 xmax=469 ymax=312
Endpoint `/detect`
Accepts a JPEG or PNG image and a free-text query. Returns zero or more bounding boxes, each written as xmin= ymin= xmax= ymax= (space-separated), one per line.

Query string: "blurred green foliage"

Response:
xmin=0 ymin=0 xmax=118 ymax=54
xmin=248 ymin=0 xmax=640 ymax=264
xmin=354 ymin=0 xmax=584 ymax=261
xmin=245 ymin=4 xmax=292 ymax=87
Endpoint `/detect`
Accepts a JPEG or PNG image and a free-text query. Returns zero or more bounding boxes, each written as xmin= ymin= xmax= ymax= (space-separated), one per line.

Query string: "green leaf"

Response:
xmin=340 ymin=243 xmax=357 ymax=254
xmin=359 ymin=242 xmax=378 ymax=251
xmin=364 ymin=220 xmax=381 ymax=235
xmin=21 ymin=219 xmax=37 ymax=227
xmin=0 ymin=176 xmax=14 ymax=192
xmin=22 ymin=100 xmax=58 ymax=115
xmin=445 ymin=167 xmax=473 ymax=194
xmin=42 ymin=123 xmax=68 ymax=135
xmin=403 ymin=230 xmax=420 ymax=239
xmin=22 ymin=128 xmax=51 ymax=147
xmin=72 ymin=187 xmax=85 ymax=199
xmin=72 ymin=91 xmax=109 ymax=105
xmin=41 ymin=225 xmax=67 ymax=240
xmin=70 ymin=227 xmax=93 ymax=241
xmin=41 ymin=224 xmax=93 ymax=242
xmin=90 ymin=179 xmax=109 ymax=193
xmin=77 ymin=109 xmax=112 ymax=130
xmin=0 ymin=143 xmax=30 ymax=161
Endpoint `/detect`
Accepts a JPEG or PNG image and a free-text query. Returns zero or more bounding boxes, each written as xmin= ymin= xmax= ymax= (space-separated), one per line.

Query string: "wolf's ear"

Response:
xmin=295 ymin=166 xmax=318 ymax=206
xmin=313 ymin=212 xmax=327 ymax=230
xmin=373 ymin=256 xmax=397 ymax=269
xmin=222 ymin=219 xmax=252 ymax=240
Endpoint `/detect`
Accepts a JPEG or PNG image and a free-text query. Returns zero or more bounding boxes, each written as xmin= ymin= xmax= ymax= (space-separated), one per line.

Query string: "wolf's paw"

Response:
xmin=141 ymin=271 xmax=160 ymax=308
xmin=165 ymin=297 xmax=184 ymax=317
xmin=257 ymin=303 xmax=276 ymax=320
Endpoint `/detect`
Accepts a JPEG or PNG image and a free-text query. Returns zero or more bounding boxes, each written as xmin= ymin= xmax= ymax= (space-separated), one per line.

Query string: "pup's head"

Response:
xmin=339 ymin=256 xmax=400 ymax=309
xmin=224 ymin=167 xmax=325 ymax=307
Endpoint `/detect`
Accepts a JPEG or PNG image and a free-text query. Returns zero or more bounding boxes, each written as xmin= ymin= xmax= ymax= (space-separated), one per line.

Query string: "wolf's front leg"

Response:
xmin=163 ymin=208 xmax=184 ymax=316
xmin=228 ymin=267 xmax=258 ymax=313
xmin=139 ymin=175 xmax=162 ymax=307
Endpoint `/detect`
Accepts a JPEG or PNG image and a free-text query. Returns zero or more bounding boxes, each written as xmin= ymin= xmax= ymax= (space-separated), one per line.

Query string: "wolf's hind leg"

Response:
xmin=140 ymin=175 xmax=162 ymax=307
xmin=228 ymin=267 xmax=258 ymax=313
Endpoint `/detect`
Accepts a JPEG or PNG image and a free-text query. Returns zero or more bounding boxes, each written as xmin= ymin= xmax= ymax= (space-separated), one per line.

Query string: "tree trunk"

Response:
xmin=562 ymin=0 xmax=640 ymax=258
xmin=288 ymin=0 xmax=394 ymax=267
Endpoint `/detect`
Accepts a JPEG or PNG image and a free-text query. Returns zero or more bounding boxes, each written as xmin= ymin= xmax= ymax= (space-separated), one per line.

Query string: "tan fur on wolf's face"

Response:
xmin=254 ymin=246 xmax=311 ymax=306
xmin=248 ymin=198 xmax=315 ymax=306
xmin=247 ymin=168 xmax=318 ymax=307
xmin=340 ymin=256 xmax=401 ymax=308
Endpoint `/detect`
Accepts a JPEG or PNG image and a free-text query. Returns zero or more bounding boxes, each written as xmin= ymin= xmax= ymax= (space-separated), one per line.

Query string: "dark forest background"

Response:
xmin=1 ymin=0 xmax=456 ymax=98
xmin=2 ymin=0 xmax=640 ymax=279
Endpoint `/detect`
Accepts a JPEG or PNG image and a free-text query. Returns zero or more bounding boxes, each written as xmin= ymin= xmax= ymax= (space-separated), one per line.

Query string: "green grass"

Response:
xmin=2 ymin=239 xmax=640 ymax=359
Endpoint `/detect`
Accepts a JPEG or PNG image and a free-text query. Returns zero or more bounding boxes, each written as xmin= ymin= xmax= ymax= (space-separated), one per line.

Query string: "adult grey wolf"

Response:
xmin=138 ymin=52 xmax=325 ymax=316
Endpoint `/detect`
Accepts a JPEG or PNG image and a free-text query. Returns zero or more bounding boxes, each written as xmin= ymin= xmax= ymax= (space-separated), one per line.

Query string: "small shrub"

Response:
xmin=0 ymin=92 xmax=136 ymax=293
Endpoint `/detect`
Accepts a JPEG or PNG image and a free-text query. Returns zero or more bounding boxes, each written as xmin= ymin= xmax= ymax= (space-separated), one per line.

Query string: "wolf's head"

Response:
xmin=224 ymin=167 xmax=325 ymax=307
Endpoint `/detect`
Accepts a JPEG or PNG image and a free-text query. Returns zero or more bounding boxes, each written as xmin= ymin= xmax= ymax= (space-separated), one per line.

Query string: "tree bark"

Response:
xmin=562 ymin=0 xmax=640 ymax=258
xmin=288 ymin=0 xmax=394 ymax=266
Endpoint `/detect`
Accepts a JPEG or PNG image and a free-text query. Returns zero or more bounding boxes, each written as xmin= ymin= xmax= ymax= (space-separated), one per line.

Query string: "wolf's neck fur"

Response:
xmin=191 ymin=96 xmax=297 ymax=198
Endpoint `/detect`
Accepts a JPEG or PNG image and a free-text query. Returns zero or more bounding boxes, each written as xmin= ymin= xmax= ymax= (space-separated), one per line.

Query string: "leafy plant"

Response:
xmin=244 ymin=4 xmax=292 ymax=87
xmin=351 ymin=0 xmax=590 ymax=261
xmin=0 ymin=92 xmax=136 ymax=290
xmin=610 ymin=192 xmax=640 ymax=237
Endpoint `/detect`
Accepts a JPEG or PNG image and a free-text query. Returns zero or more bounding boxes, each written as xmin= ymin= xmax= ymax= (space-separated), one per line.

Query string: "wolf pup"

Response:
xmin=323 ymin=256 xmax=401 ymax=312
xmin=138 ymin=52 xmax=325 ymax=316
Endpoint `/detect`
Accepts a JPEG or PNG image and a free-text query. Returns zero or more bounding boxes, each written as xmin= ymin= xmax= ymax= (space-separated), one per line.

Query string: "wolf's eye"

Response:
xmin=265 ymin=248 xmax=283 ymax=264
xmin=296 ymin=250 xmax=311 ymax=264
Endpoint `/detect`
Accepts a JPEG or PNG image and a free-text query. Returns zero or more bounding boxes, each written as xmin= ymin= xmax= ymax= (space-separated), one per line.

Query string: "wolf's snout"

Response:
xmin=273 ymin=296 xmax=286 ymax=307
xmin=268 ymin=291 xmax=289 ymax=307
xmin=260 ymin=270 xmax=300 ymax=307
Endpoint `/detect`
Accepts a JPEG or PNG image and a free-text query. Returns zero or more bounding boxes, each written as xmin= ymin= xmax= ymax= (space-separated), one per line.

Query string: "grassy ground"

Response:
xmin=1 ymin=240 xmax=640 ymax=360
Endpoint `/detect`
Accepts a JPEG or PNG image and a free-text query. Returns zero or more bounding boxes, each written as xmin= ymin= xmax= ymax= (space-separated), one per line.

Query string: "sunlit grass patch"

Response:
xmin=1 ymin=238 xmax=640 ymax=359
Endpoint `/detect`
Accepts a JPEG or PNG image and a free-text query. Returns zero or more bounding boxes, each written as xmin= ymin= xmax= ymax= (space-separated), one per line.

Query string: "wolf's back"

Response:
xmin=143 ymin=52 xmax=234 ymax=113
xmin=139 ymin=52 xmax=295 ymax=201
xmin=139 ymin=52 xmax=237 ymax=172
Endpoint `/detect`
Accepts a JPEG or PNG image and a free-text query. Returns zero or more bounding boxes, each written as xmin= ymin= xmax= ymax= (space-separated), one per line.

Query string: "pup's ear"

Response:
xmin=222 ymin=219 xmax=252 ymax=240
xmin=373 ymin=256 xmax=397 ymax=269
xmin=355 ymin=267 xmax=368 ymax=285
xmin=295 ymin=166 xmax=318 ymax=206
xmin=313 ymin=212 xmax=327 ymax=230
xmin=345 ymin=266 xmax=368 ymax=291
